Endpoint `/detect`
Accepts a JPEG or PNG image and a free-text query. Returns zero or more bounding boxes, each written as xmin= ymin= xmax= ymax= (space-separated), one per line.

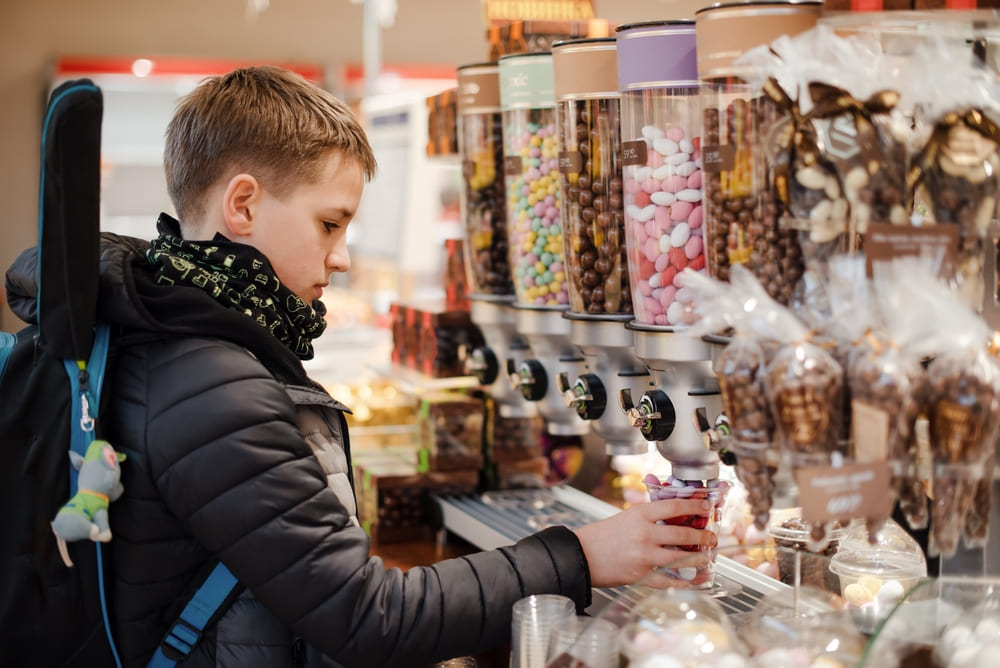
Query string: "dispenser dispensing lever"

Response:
xmin=620 ymin=388 xmax=675 ymax=441
xmin=694 ymin=409 xmax=733 ymax=464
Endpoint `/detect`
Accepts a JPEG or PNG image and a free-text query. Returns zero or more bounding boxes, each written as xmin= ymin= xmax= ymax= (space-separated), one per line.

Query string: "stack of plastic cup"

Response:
xmin=548 ymin=617 xmax=619 ymax=668
xmin=510 ymin=594 xmax=576 ymax=668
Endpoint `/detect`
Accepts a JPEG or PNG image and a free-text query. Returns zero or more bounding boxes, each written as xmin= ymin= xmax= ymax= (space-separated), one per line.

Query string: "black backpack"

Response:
xmin=0 ymin=80 xmax=237 ymax=668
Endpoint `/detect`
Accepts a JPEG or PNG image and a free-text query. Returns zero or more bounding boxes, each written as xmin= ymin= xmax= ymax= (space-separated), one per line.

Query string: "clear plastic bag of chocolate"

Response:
xmin=877 ymin=258 xmax=1000 ymax=558
xmin=903 ymin=40 xmax=1000 ymax=311
xmin=678 ymin=268 xmax=783 ymax=530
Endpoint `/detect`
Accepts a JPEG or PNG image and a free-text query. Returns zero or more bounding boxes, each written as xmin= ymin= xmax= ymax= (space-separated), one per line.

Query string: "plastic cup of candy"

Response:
xmin=643 ymin=474 xmax=728 ymax=589
xmin=829 ymin=519 xmax=927 ymax=633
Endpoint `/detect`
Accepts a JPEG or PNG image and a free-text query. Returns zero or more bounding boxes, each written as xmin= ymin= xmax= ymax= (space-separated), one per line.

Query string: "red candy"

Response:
xmin=669 ymin=247 xmax=687 ymax=271
xmin=634 ymin=190 xmax=651 ymax=208
xmin=688 ymin=255 xmax=706 ymax=271
xmin=640 ymin=259 xmax=656 ymax=280
xmin=660 ymin=266 xmax=677 ymax=289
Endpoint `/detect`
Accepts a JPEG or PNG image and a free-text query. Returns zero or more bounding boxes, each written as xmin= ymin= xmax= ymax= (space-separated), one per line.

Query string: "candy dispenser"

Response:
xmin=554 ymin=38 xmax=631 ymax=318
xmin=614 ymin=22 xmax=727 ymax=496
xmin=617 ymin=21 xmax=704 ymax=328
xmin=496 ymin=52 xmax=589 ymax=436
xmin=457 ymin=62 xmax=535 ymax=420
xmin=457 ymin=63 xmax=513 ymax=298
xmin=499 ymin=52 xmax=566 ymax=310
xmin=695 ymin=1 xmax=821 ymax=299
xmin=550 ymin=37 xmax=649 ymax=456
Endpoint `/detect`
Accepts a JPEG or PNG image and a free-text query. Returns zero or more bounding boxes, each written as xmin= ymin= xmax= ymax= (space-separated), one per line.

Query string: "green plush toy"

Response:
xmin=51 ymin=439 xmax=126 ymax=567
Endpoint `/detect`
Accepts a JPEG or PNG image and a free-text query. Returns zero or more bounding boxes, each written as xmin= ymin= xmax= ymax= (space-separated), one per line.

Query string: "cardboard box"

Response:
xmin=355 ymin=458 xmax=478 ymax=543
xmin=419 ymin=391 xmax=485 ymax=472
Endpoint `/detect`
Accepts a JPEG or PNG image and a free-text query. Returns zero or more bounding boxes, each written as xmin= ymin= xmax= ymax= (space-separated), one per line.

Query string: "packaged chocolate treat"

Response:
xmin=904 ymin=41 xmax=1000 ymax=310
xmin=681 ymin=268 xmax=784 ymax=529
xmin=878 ymin=259 xmax=1000 ymax=557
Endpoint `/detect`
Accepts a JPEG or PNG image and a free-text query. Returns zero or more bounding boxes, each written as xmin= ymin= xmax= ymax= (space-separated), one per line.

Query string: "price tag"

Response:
xmin=558 ymin=151 xmax=583 ymax=175
xmin=504 ymin=155 xmax=523 ymax=175
xmin=864 ymin=223 xmax=958 ymax=279
xmin=701 ymin=143 xmax=735 ymax=173
xmin=796 ymin=460 xmax=892 ymax=524
xmin=621 ymin=140 xmax=648 ymax=167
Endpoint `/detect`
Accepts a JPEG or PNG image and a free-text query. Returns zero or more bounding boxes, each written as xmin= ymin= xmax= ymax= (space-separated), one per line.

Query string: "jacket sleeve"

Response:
xmin=145 ymin=340 xmax=592 ymax=667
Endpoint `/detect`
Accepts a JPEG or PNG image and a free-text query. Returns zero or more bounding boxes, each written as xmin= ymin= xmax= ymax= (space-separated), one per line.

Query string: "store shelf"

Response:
xmin=368 ymin=361 xmax=481 ymax=394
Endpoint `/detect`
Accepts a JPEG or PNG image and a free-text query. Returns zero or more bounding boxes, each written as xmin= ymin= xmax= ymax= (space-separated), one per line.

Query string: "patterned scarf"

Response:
xmin=146 ymin=213 xmax=327 ymax=360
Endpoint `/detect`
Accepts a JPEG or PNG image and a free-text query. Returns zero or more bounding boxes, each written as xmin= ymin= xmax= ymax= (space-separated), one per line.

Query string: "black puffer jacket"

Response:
xmin=6 ymin=233 xmax=592 ymax=668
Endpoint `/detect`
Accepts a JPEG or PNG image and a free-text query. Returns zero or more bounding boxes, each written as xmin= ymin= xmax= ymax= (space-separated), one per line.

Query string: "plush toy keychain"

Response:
xmin=51 ymin=439 xmax=126 ymax=567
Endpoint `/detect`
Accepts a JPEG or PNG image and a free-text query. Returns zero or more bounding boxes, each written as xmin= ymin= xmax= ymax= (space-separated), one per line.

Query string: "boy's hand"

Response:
xmin=573 ymin=498 xmax=718 ymax=589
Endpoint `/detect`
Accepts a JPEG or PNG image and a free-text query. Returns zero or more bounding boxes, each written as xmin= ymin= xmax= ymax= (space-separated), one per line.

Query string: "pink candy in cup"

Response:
xmin=643 ymin=473 xmax=729 ymax=589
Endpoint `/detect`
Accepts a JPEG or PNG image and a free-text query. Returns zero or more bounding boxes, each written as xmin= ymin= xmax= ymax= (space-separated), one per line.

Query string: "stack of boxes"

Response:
xmin=389 ymin=301 xmax=483 ymax=378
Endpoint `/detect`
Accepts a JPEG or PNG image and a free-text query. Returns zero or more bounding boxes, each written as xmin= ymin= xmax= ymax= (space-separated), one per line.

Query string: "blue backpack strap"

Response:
xmin=147 ymin=562 xmax=240 ymax=667
xmin=63 ymin=322 xmax=112 ymax=494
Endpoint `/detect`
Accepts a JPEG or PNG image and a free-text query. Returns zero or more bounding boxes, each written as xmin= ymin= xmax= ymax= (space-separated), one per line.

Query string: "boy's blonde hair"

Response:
xmin=164 ymin=66 xmax=376 ymax=222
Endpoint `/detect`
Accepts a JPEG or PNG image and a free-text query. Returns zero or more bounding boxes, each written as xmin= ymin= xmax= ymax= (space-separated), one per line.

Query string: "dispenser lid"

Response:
xmin=694 ymin=1 xmax=822 ymax=80
xmin=456 ymin=62 xmax=500 ymax=114
xmin=615 ymin=20 xmax=699 ymax=91
xmin=551 ymin=37 xmax=618 ymax=99
xmin=498 ymin=52 xmax=556 ymax=110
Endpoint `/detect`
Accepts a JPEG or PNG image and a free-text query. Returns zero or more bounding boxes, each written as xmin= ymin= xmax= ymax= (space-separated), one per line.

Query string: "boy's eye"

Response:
xmin=323 ymin=221 xmax=341 ymax=232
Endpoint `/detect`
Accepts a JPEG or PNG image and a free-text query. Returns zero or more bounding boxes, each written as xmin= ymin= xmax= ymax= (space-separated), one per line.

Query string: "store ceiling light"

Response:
xmin=131 ymin=59 xmax=154 ymax=78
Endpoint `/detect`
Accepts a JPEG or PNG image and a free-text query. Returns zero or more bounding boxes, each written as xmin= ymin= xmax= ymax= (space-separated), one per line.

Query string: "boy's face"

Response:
xmin=251 ymin=150 xmax=364 ymax=303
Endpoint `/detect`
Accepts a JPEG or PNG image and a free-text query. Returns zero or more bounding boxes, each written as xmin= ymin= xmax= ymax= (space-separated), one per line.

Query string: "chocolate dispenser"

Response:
xmin=456 ymin=62 xmax=536 ymax=420
xmin=550 ymin=38 xmax=651 ymax=456
xmin=494 ymin=53 xmax=590 ymax=435
xmin=613 ymin=21 xmax=727 ymax=481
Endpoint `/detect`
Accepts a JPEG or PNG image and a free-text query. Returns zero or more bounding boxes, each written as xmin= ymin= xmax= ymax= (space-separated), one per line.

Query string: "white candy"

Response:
xmin=653 ymin=137 xmax=679 ymax=155
xmin=641 ymin=125 xmax=665 ymax=140
xmin=716 ymin=654 xmax=748 ymax=668
xmin=676 ymin=566 xmax=697 ymax=581
xmin=632 ymin=655 xmax=683 ymax=668
xmin=950 ymin=644 xmax=979 ymax=668
xmin=676 ymin=188 xmax=702 ymax=203
xmin=649 ymin=273 xmax=662 ymax=288
xmin=636 ymin=204 xmax=656 ymax=222
xmin=675 ymin=286 xmax=693 ymax=303
xmin=876 ymin=579 xmax=905 ymax=605
xmin=970 ymin=641 xmax=1000 ymax=668
xmin=659 ymin=234 xmax=671 ymax=253
xmin=940 ymin=625 xmax=974 ymax=662
xmin=651 ymin=191 xmax=676 ymax=206
xmin=667 ymin=300 xmax=685 ymax=325
xmin=796 ymin=166 xmax=827 ymax=190
xmin=824 ymin=176 xmax=842 ymax=200
xmin=635 ymin=166 xmax=652 ymax=182
xmin=626 ymin=204 xmax=642 ymax=221
xmin=809 ymin=658 xmax=843 ymax=668
xmin=974 ymin=616 xmax=1000 ymax=642
xmin=652 ymin=164 xmax=674 ymax=181
xmin=674 ymin=161 xmax=697 ymax=177
xmin=679 ymin=138 xmax=695 ymax=154
xmin=671 ymin=222 xmax=691 ymax=248
xmin=810 ymin=199 xmax=833 ymax=223
xmin=830 ymin=197 xmax=849 ymax=222
xmin=666 ymin=151 xmax=690 ymax=166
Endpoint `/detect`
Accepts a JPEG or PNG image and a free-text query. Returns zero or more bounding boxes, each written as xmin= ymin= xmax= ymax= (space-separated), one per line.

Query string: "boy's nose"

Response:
xmin=327 ymin=241 xmax=350 ymax=273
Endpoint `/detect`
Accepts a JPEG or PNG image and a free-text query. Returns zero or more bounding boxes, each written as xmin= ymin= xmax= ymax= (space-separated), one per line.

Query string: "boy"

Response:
xmin=6 ymin=66 xmax=716 ymax=667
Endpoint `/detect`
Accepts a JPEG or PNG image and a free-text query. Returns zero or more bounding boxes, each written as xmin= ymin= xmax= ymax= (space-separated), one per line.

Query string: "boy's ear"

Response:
xmin=222 ymin=173 xmax=261 ymax=238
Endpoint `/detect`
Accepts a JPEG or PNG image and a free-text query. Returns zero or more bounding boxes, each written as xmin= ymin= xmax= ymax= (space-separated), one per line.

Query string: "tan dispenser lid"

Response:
xmin=552 ymin=37 xmax=619 ymax=99
xmin=695 ymin=1 xmax=822 ymax=80
xmin=457 ymin=63 xmax=501 ymax=114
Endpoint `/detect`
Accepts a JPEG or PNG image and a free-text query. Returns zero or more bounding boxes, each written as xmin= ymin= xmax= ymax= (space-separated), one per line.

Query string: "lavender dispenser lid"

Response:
xmin=616 ymin=20 xmax=698 ymax=91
